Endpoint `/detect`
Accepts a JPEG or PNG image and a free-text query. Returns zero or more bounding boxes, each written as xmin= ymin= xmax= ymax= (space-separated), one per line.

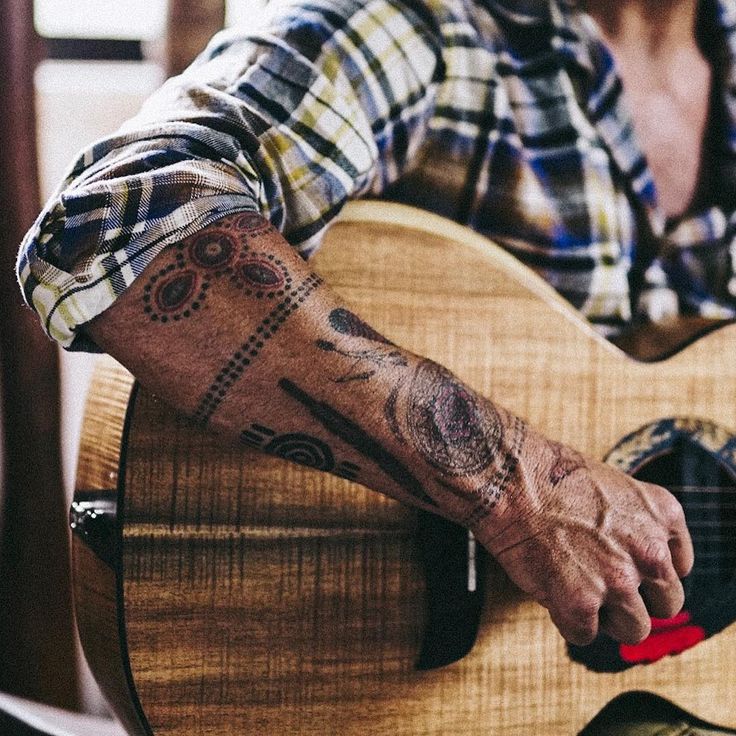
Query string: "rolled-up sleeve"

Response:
xmin=17 ymin=0 xmax=443 ymax=350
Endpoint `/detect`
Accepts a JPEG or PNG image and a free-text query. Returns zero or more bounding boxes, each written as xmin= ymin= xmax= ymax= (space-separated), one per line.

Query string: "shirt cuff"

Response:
xmin=17 ymin=126 xmax=260 ymax=351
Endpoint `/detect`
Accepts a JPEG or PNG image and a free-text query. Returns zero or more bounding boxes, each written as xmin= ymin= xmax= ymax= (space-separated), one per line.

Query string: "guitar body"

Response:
xmin=72 ymin=202 xmax=736 ymax=736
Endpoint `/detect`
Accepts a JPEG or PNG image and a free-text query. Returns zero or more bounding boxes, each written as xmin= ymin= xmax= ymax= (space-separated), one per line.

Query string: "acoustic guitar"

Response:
xmin=71 ymin=201 xmax=736 ymax=735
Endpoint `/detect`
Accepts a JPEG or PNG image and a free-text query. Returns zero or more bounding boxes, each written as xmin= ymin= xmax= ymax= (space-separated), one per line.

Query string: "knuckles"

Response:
xmin=652 ymin=486 xmax=686 ymax=529
xmin=606 ymin=565 xmax=641 ymax=599
xmin=635 ymin=537 xmax=673 ymax=579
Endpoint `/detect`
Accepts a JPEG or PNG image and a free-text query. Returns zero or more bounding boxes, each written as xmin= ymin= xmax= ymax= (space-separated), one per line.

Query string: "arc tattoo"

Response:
xmin=240 ymin=423 xmax=360 ymax=480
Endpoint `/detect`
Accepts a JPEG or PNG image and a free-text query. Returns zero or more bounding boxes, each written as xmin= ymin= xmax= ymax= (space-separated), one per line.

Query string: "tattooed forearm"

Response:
xmin=240 ymin=423 xmax=359 ymax=480
xmin=278 ymin=378 xmax=438 ymax=507
xmin=91 ymin=210 xmax=536 ymax=537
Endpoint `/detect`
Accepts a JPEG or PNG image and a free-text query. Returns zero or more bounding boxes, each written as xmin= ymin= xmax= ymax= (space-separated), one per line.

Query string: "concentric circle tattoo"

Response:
xmin=405 ymin=361 xmax=501 ymax=476
xmin=264 ymin=433 xmax=335 ymax=471
xmin=189 ymin=229 xmax=238 ymax=269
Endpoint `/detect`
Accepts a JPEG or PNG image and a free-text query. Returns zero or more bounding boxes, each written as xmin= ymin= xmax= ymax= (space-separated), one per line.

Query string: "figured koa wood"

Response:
xmin=74 ymin=202 xmax=736 ymax=736
xmin=72 ymin=356 xmax=145 ymax=735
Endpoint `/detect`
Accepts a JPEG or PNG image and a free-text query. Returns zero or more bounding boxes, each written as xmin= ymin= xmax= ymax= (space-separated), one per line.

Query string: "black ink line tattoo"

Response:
xmin=328 ymin=308 xmax=393 ymax=344
xmin=239 ymin=423 xmax=360 ymax=480
xmin=193 ymin=273 xmax=323 ymax=424
xmin=316 ymin=340 xmax=408 ymax=383
xmin=384 ymin=384 xmax=405 ymax=443
xmin=278 ymin=378 xmax=437 ymax=507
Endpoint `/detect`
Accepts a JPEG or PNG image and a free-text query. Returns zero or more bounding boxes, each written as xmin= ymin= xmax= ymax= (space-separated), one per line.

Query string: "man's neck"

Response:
xmin=581 ymin=0 xmax=700 ymax=61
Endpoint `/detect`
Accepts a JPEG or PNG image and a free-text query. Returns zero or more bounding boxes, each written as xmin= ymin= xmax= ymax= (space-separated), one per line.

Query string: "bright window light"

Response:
xmin=34 ymin=0 xmax=167 ymax=40
xmin=226 ymin=0 xmax=268 ymax=28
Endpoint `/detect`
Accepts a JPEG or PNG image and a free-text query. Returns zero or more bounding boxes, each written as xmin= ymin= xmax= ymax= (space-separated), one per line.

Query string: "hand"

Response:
xmin=472 ymin=428 xmax=694 ymax=646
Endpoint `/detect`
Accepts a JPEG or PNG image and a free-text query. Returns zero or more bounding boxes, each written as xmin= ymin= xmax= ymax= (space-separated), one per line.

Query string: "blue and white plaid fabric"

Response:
xmin=17 ymin=0 xmax=736 ymax=349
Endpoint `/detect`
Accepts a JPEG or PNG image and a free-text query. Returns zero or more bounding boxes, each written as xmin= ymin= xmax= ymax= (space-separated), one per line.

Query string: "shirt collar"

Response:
xmin=481 ymin=1 xmax=596 ymax=72
xmin=548 ymin=0 xmax=599 ymax=75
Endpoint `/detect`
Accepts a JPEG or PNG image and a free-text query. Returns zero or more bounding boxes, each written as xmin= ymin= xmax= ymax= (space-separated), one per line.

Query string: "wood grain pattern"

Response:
xmin=72 ymin=357 xmax=145 ymax=734
xmin=74 ymin=202 xmax=736 ymax=735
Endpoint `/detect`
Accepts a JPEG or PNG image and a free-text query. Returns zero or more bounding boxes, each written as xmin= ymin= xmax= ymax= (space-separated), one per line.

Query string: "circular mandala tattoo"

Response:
xmin=406 ymin=361 xmax=501 ymax=476
xmin=264 ymin=434 xmax=335 ymax=471
xmin=190 ymin=230 xmax=237 ymax=269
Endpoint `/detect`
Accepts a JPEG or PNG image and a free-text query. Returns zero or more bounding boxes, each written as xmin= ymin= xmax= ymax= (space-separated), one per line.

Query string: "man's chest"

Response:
xmin=609 ymin=47 xmax=714 ymax=219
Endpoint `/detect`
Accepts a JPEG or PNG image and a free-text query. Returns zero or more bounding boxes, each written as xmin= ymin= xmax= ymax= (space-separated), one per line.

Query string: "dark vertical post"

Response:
xmin=0 ymin=0 xmax=80 ymax=709
xmin=166 ymin=0 xmax=226 ymax=76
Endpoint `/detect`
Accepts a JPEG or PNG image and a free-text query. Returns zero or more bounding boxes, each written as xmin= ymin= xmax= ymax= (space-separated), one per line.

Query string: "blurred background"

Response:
xmin=0 ymin=0 xmax=260 ymax=718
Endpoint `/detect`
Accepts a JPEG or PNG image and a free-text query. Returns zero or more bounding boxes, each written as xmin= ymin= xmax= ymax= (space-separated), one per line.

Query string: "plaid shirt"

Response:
xmin=17 ymin=0 xmax=736 ymax=350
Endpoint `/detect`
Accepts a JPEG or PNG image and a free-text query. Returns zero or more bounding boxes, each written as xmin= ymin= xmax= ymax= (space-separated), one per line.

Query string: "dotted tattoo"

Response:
xmin=194 ymin=273 xmax=324 ymax=424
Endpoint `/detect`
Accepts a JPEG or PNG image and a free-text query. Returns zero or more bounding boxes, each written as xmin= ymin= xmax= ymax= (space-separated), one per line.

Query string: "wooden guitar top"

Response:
xmin=72 ymin=201 xmax=736 ymax=735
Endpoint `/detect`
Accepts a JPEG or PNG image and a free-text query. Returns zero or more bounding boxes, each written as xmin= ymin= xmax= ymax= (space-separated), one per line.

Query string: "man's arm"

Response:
xmin=86 ymin=211 xmax=693 ymax=647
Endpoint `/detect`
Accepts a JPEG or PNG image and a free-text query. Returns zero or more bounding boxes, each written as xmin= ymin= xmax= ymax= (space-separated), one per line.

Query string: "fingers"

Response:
xmin=639 ymin=575 xmax=685 ymax=619
xmin=547 ymin=594 xmax=600 ymax=646
xmin=643 ymin=481 xmax=694 ymax=578
xmin=665 ymin=505 xmax=694 ymax=580
xmin=545 ymin=541 xmax=685 ymax=647
xmin=631 ymin=532 xmax=686 ymax=620
xmin=599 ymin=592 xmax=650 ymax=644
